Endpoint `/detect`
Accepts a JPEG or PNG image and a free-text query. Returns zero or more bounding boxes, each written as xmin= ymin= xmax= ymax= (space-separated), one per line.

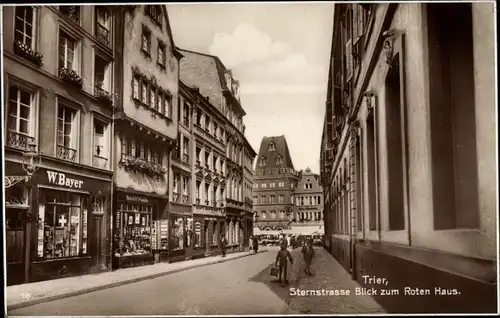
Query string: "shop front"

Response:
xmin=5 ymin=163 xmax=113 ymax=285
xmin=112 ymin=190 xmax=166 ymax=269
xmin=225 ymin=209 xmax=246 ymax=253
xmin=168 ymin=203 xmax=191 ymax=263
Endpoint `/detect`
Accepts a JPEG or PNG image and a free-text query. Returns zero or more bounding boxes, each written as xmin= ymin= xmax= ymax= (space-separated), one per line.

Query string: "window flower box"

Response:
xmin=59 ymin=67 xmax=84 ymax=88
xmin=14 ymin=41 xmax=43 ymax=67
xmin=94 ymin=86 xmax=114 ymax=105
xmin=120 ymin=155 xmax=167 ymax=176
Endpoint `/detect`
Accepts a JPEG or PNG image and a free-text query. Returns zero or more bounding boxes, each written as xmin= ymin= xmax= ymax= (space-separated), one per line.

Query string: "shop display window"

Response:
xmin=171 ymin=217 xmax=185 ymax=250
xmin=38 ymin=190 xmax=87 ymax=259
xmin=159 ymin=219 xmax=169 ymax=250
xmin=212 ymin=222 xmax=217 ymax=245
xmin=119 ymin=203 xmax=153 ymax=256
xmin=186 ymin=218 xmax=193 ymax=248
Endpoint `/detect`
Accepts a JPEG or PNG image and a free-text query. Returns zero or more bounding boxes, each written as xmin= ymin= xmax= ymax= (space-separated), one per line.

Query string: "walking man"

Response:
xmin=220 ymin=233 xmax=228 ymax=257
xmin=275 ymin=242 xmax=294 ymax=285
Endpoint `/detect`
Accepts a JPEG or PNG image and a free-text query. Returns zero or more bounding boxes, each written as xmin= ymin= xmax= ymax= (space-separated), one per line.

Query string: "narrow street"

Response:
xmin=8 ymin=247 xmax=385 ymax=316
xmin=9 ymin=248 xmax=296 ymax=316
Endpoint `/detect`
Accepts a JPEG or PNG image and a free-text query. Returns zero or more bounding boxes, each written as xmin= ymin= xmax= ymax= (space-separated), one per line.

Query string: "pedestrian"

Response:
xmin=275 ymin=242 xmax=293 ymax=285
xmin=249 ymin=236 xmax=253 ymax=251
xmin=220 ymin=234 xmax=228 ymax=257
xmin=286 ymin=235 xmax=291 ymax=249
xmin=290 ymin=235 xmax=296 ymax=249
xmin=252 ymin=236 xmax=259 ymax=253
xmin=301 ymin=238 xmax=315 ymax=275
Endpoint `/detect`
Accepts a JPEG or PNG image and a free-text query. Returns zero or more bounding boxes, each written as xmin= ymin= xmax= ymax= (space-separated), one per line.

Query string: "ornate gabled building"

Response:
xmin=319 ymin=3 xmax=496 ymax=313
xmin=291 ymin=168 xmax=324 ymax=235
xmin=112 ymin=5 xmax=182 ymax=269
xmin=178 ymin=48 xmax=257 ymax=253
xmin=253 ymin=136 xmax=299 ymax=232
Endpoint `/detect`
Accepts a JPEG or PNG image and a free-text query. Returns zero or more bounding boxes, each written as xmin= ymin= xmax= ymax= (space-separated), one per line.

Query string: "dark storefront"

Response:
xmin=5 ymin=162 xmax=112 ymax=285
xmin=166 ymin=203 xmax=191 ymax=263
xmin=112 ymin=190 xmax=167 ymax=269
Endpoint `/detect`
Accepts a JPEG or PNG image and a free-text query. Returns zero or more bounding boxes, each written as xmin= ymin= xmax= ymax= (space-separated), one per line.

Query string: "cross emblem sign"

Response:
xmin=58 ymin=215 xmax=68 ymax=227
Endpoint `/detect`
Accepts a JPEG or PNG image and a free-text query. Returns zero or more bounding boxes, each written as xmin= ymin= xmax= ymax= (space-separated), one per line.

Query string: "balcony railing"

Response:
xmin=173 ymin=192 xmax=180 ymax=203
xmin=182 ymin=154 xmax=189 ymax=164
xmin=95 ymin=22 xmax=110 ymax=47
xmin=57 ymin=145 xmax=77 ymax=162
xmin=7 ymin=131 xmax=36 ymax=151
xmin=92 ymin=155 xmax=108 ymax=169
xmin=94 ymin=85 xmax=113 ymax=104
xmin=182 ymin=195 xmax=189 ymax=204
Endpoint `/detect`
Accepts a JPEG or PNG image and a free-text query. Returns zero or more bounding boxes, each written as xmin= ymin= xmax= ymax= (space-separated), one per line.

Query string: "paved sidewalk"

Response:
xmin=7 ymin=249 xmax=267 ymax=310
xmin=284 ymin=247 xmax=386 ymax=314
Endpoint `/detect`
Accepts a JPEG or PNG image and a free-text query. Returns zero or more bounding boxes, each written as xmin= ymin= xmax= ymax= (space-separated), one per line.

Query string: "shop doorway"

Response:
xmin=6 ymin=207 xmax=28 ymax=286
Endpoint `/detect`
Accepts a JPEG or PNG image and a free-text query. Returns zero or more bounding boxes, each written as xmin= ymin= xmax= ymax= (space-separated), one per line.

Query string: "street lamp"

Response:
xmin=4 ymin=144 xmax=41 ymax=188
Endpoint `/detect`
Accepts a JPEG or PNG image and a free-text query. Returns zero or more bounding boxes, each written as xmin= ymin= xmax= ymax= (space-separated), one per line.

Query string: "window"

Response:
xmin=173 ymin=172 xmax=180 ymax=194
xmin=259 ymin=157 xmax=266 ymax=167
xmin=141 ymin=25 xmax=151 ymax=56
xmin=253 ymin=196 xmax=258 ymax=203
xmin=276 ymin=156 xmax=283 ymax=165
xmin=279 ymin=195 xmax=284 ymax=203
xmin=268 ymin=142 xmax=276 ymax=151
xmin=59 ymin=6 xmax=80 ymax=24
xmin=278 ymin=182 xmax=284 ymax=187
xmin=56 ymin=104 xmax=79 ymax=162
xmin=270 ymin=182 xmax=276 ymax=188
xmin=427 ymin=3 xmax=479 ymax=230
xmin=145 ymin=5 xmax=163 ymax=28
xmin=7 ymin=85 xmax=36 ymax=151
xmin=182 ymin=176 xmax=189 ymax=195
xmin=132 ymin=75 xmax=140 ymax=100
xmin=261 ymin=183 xmax=267 ymax=189
xmin=183 ymin=102 xmax=190 ymax=127
xmin=157 ymin=41 xmax=166 ymax=68
xmin=95 ymin=6 xmax=110 ymax=47
xmin=94 ymin=54 xmax=111 ymax=96
xmin=38 ymin=190 xmax=87 ymax=259
xmin=254 ymin=184 xmax=259 ymax=189
xmin=261 ymin=211 xmax=266 ymax=219
xmin=14 ymin=6 xmax=36 ymax=49
xmin=367 ymin=110 xmax=377 ymax=231
xmin=93 ymin=119 xmax=109 ymax=169
xmin=271 ymin=211 xmax=277 ymax=219
xmin=59 ymin=32 xmax=78 ymax=72
xmin=260 ymin=196 xmax=266 ymax=204
xmin=160 ymin=91 xmax=172 ymax=118
xmin=270 ymin=195 xmax=276 ymax=204
xmin=141 ymin=80 xmax=148 ymax=105
xmin=280 ymin=210 xmax=285 ymax=218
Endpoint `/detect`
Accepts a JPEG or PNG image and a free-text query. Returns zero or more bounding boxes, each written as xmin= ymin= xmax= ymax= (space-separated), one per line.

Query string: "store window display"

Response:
xmin=119 ymin=203 xmax=153 ymax=256
xmin=38 ymin=190 xmax=88 ymax=259
xmin=171 ymin=217 xmax=185 ymax=250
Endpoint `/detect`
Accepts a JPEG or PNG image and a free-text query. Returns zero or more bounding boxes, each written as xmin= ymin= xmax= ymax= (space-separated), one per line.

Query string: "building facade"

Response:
xmin=253 ymin=136 xmax=299 ymax=233
xmin=3 ymin=5 xmax=116 ymax=285
xmin=319 ymin=3 xmax=497 ymax=313
xmin=178 ymin=49 xmax=257 ymax=252
xmin=291 ymin=168 xmax=324 ymax=235
xmin=111 ymin=5 xmax=181 ymax=269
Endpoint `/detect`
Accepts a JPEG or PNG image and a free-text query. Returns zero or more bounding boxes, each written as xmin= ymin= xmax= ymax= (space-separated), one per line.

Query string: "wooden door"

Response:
xmin=6 ymin=207 xmax=26 ymax=286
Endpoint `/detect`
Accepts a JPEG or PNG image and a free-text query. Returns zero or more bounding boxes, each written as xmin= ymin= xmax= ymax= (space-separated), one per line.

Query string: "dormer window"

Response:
xmin=268 ymin=142 xmax=276 ymax=151
xmin=259 ymin=156 xmax=266 ymax=167
xmin=145 ymin=5 xmax=163 ymax=29
xmin=276 ymin=155 xmax=283 ymax=165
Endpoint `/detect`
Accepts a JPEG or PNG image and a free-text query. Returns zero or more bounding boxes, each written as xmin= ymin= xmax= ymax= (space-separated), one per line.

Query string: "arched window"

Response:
xmin=271 ymin=210 xmax=277 ymax=219
xmin=261 ymin=211 xmax=266 ymax=219
xmin=268 ymin=141 xmax=276 ymax=151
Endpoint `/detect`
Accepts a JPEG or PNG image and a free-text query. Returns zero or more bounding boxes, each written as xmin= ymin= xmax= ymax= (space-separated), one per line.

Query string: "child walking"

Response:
xmin=275 ymin=243 xmax=294 ymax=285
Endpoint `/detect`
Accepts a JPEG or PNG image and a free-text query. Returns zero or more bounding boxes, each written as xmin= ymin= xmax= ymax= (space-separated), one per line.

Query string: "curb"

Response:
xmin=7 ymin=249 xmax=268 ymax=311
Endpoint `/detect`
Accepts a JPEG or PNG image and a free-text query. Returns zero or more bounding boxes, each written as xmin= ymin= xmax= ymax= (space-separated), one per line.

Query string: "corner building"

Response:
xmin=291 ymin=168 xmax=324 ymax=235
xmin=3 ymin=5 xmax=116 ymax=284
xmin=253 ymin=136 xmax=299 ymax=233
xmin=319 ymin=3 xmax=497 ymax=313
xmin=112 ymin=5 xmax=181 ymax=269
xmin=178 ymin=49 xmax=257 ymax=254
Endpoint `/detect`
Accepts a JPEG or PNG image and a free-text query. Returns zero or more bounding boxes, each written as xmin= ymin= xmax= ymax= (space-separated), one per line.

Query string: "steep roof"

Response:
xmin=257 ymin=136 xmax=295 ymax=170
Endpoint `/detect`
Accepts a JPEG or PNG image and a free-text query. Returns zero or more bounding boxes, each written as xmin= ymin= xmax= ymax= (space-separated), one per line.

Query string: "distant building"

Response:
xmin=252 ymin=136 xmax=300 ymax=234
xmin=291 ymin=168 xmax=324 ymax=235
xmin=319 ymin=3 xmax=496 ymax=313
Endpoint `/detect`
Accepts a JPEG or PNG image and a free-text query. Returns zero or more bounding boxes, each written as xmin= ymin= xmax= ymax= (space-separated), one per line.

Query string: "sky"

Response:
xmin=168 ymin=3 xmax=334 ymax=174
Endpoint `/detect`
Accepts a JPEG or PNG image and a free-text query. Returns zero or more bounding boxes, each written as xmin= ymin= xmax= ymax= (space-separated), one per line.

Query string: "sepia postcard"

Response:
xmin=2 ymin=1 xmax=498 ymax=316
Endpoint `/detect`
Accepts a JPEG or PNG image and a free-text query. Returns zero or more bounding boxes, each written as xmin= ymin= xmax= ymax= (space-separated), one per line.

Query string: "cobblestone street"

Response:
xmin=8 ymin=247 xmax=385 ymax=315
xmin=286 ymin=247 xmax=386 ymax=314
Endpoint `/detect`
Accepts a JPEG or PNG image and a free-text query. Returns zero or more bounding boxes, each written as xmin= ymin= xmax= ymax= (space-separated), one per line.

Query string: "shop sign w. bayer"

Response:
xmin=35 ymin=168 xmax=112 ymax=195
